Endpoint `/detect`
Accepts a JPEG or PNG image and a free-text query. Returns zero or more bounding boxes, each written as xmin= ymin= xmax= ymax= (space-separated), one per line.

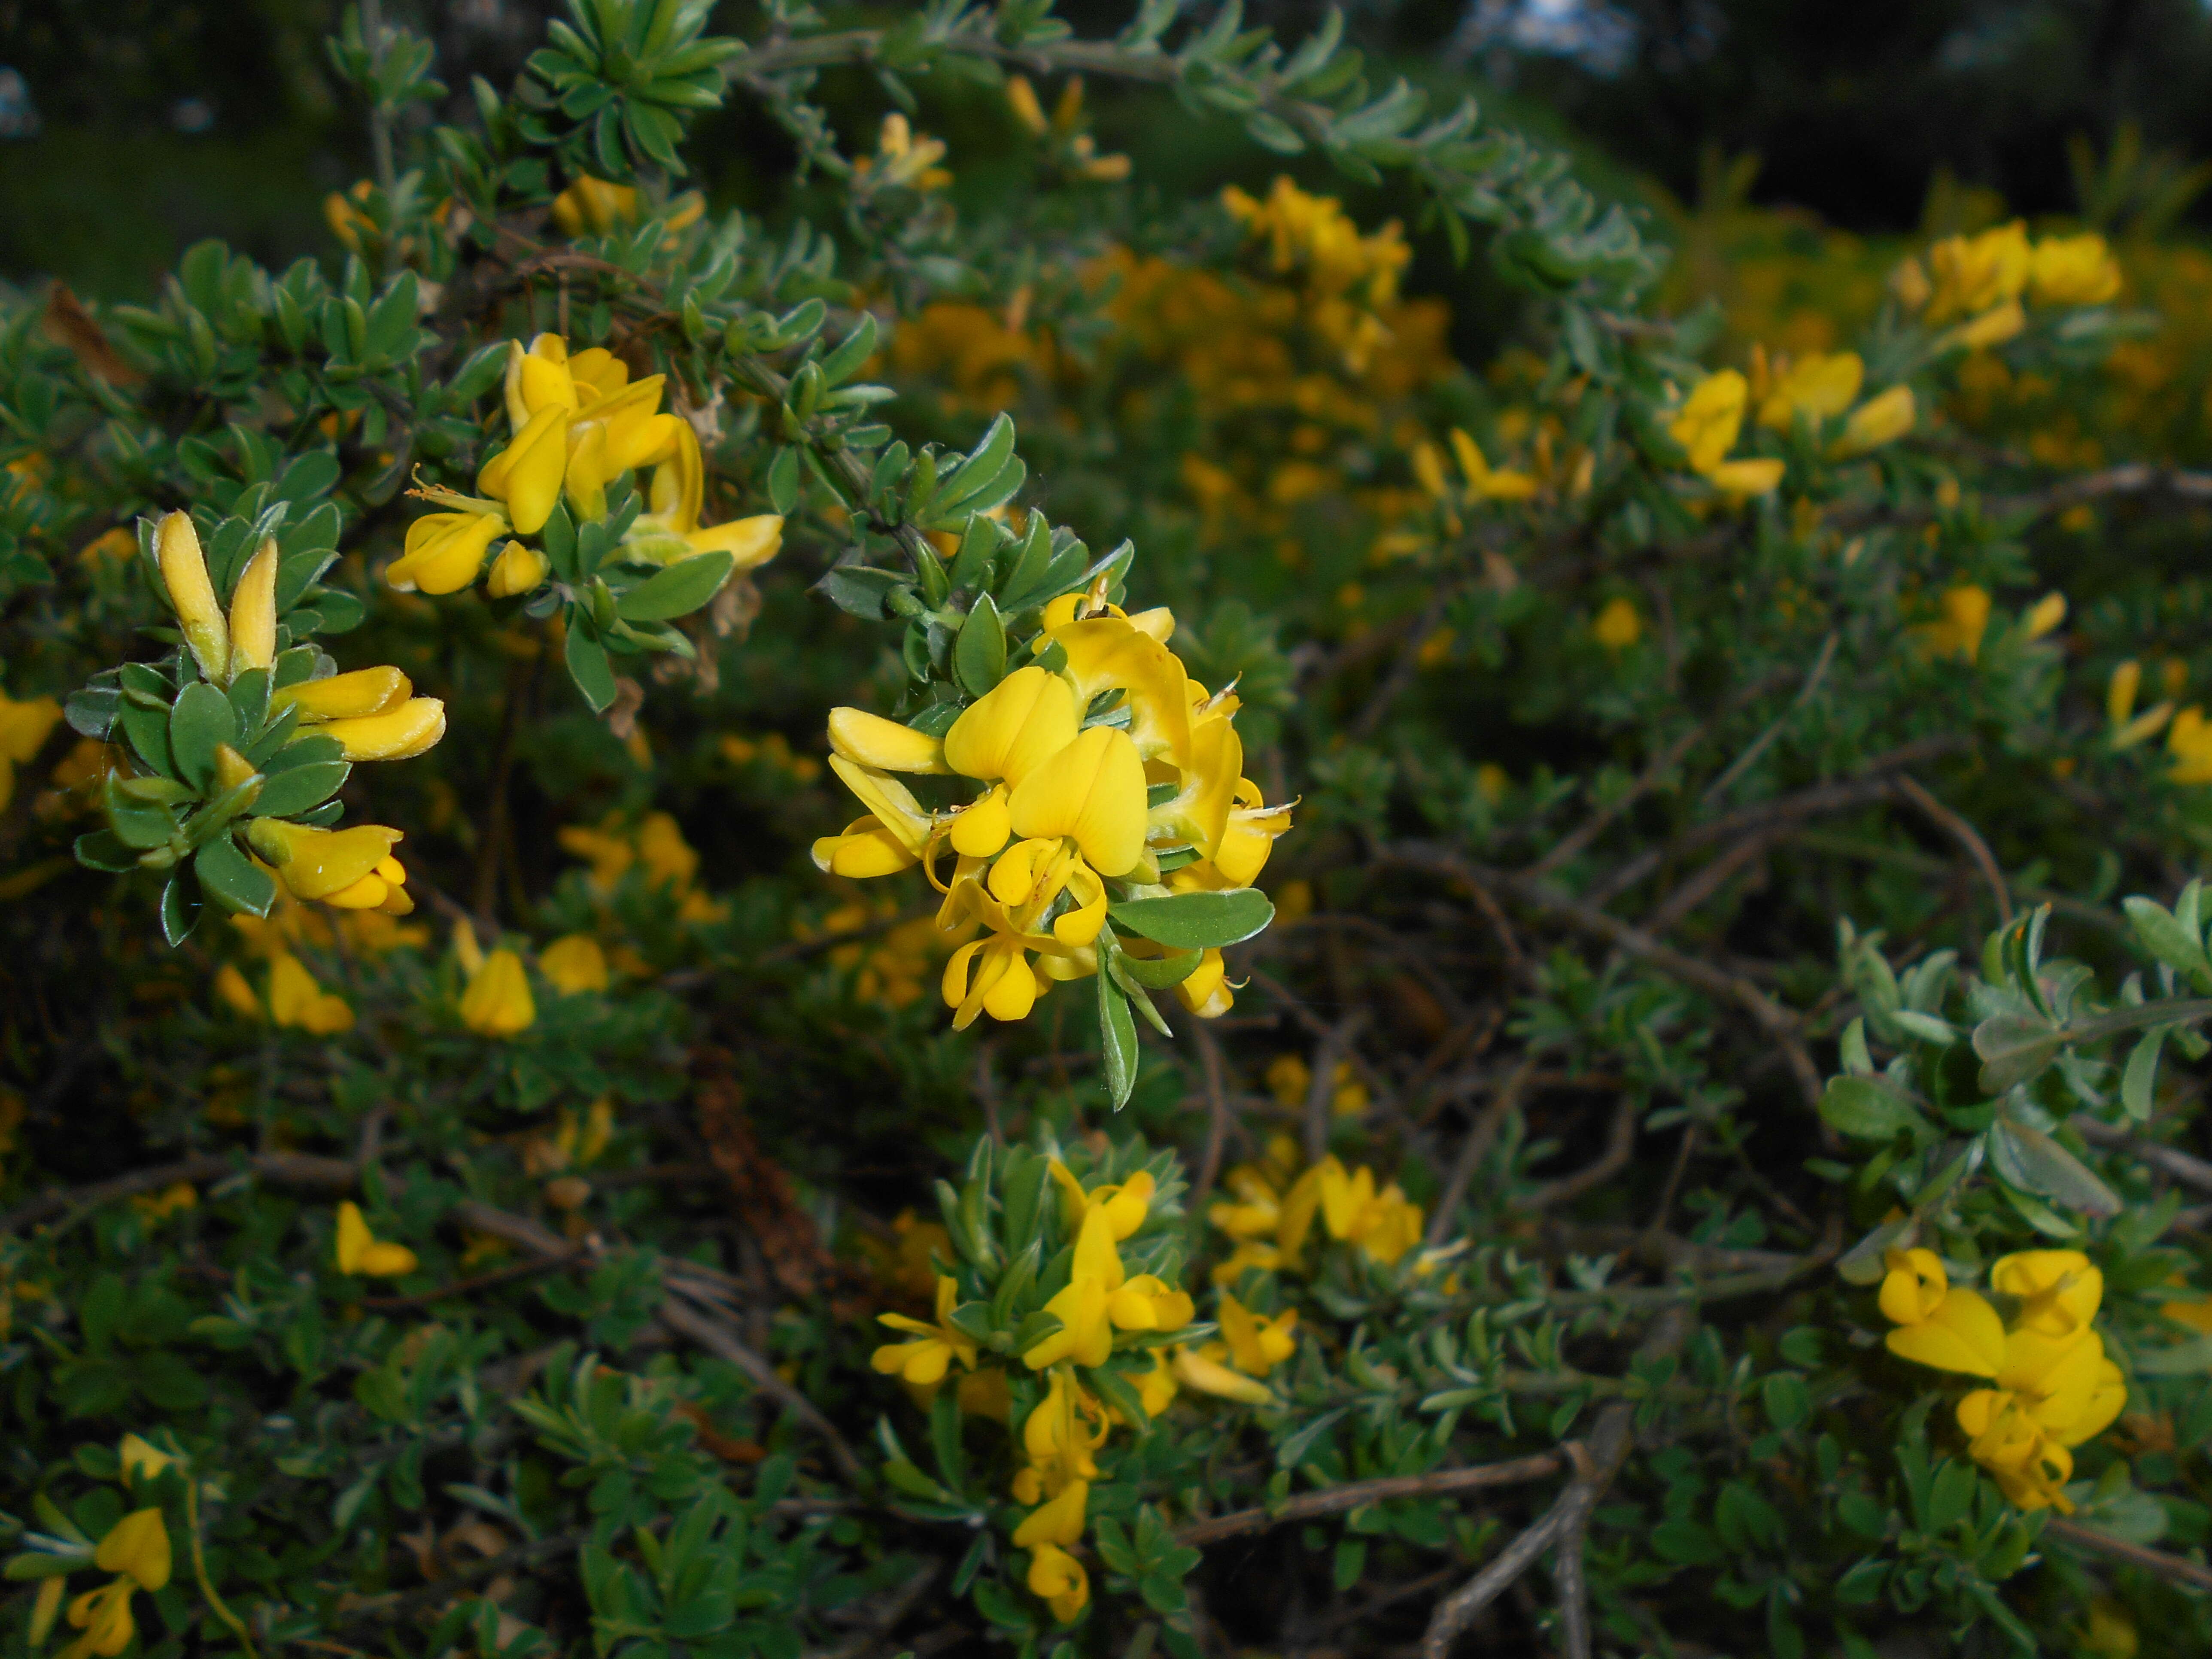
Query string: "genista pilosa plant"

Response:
xmin=11 ymin=2 xmax=2212 ymax=1657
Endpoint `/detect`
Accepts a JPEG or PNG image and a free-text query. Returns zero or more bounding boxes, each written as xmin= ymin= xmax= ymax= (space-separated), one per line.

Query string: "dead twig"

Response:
xmin=1300 ymin=1010 xmax=1370 ymax=1164
xmin=1892 ymin=773 xmax=2012 ymax=926
xmin=1522 ymin=1096 xmax=1638 ymax=1211
xmin=1175 ymin=1453 xmax=1565 ymax=1549
xmin=1187 ymin=1021 xmax=1234 ymax=1209
xmin=1425 ymin=1058 xmax=1537 ymax=1248
xmin=2042 ymin=1516 xmax=2212 ymax=1590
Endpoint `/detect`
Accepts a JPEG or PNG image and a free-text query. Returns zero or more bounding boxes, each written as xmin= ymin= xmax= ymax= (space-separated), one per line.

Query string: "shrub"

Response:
xmin=3 ymin=6 xmax=2212 ymax=1657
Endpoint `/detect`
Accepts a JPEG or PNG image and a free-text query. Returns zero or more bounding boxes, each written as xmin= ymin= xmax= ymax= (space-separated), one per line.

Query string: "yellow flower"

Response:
xmin=118 ymin=1434 xmax=175 ymax=1486
xmin=551 ymin=175 xmax=638 ymax=237
xmin=1131 ymin=1349 xmax=1179 ymax=1418
xmin=94 ymin=1509 xmax=170 ymax=1591
xmin=1314 ymin=1159 xmax=1423 ymax=1264
xmin=1878 ymin=1247 xmax=1948 ymax=1325
xmin=315 ymin=696 xmax=447 ymax=762
xmin=1013 ymin=1474 xmax=1089 ymax=1549
xmin=226 ymin=538 xmax=280 ymax=678
xmin=1446 ymin=427 xmax=1539 ymax=500
xmin=2030 ymin=233 xmax=2121 ymax=307
xmin=264 ymin=952 xmax=355 ymax=1033
xmin=480 ymin=408 xmax=572 ymax=535
xmin=61 ymin=1578 xmax=139 ymax=1659
xmin=0 ymin=684 xmax=63 ymax=811
xmin=1925 ymin=221 xmax=2031 ymax=324
xmin=1170 ymin=1344 xmax=1274 ymax=1403
xmin=871 ymin=1275 xmax=979 ymax=1386
xmin=1918 ymin=585 xmax=1991 ymax=664
xmin=246 ymin=820 xmax=414 ymax=913
xmin=2168 ymin=705 xmax=2212 ymax=784
xmin=1209 ymin=1238 xmax=1281 ymax=1288
xmin=1669 ymin=370 xmax=1751 ymax=474
xmin=485 ymin=539 xmax=550 ymax=598
xmin=1592 ymin=596 xmax=1641 ymax=650
xmin=2162 ymin=1294 xmax=2212 ymax=1333
xmin=154 ymin=510 xmax=230 ymax=682
xmin=334 ymin=1202 xmax=417 ymax=1277
xmin=2023 ymin=592 xmax=2067 ymax=640
xmin=460 ymin=947 xmax=536 ymax=1037
xmin=273 ymin=665 xmax=413 ymax=722
xmin=1988 ymin=1249 xmax=2101 ymax=1338
xmin=540 ymin=934 xmax=610 ymax=994
xmin=130 ymin=1181 xmax=198 ymax=1223
xmin=1216 ymin=1292 xmax=1297 ymax=1376
xmin=1757 ymin=351 xmax=1864 ymax=429
xmin=1831 ymin=385 xmax=1916 ymax=457
xmin=1942 ymin=301 xmax=2026 ymax=352
xmin=1024 ymin=1540 xmax=1090 ymax=1623
xmin=1013 ymin=1368 xmax=1106 ymax=1499
xmin=1006 ymin=74 xmax=1049 ymax=136
xmin=2082 ymin=1601 xmax=2139 ymax=1659
xmin=1883 ymin=1283 xmax=2006 ymax=1378
xmin=387 ymin=508 xmax=509 ymax=593
xmin=1023 ymin=1207 xmax=1127 ymax=1369
xmin=632 ymin=421 xmax=785 ymax=568
xmin=1048 ymin=1160 xmax=1154 ymax=1239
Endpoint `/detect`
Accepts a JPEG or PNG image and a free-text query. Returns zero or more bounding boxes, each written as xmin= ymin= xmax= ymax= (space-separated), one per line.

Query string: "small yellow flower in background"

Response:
xmin=870 ymin=1275 xmax=978 ymax=1386
xmin=118 ymin=1434 xmax=175 ymax=1486
xmin=1831 ymin=385 xmax=1916 ymax=457
xmin=1215 ymin=1291 xmax=1298 ymax=1376
xmin=1049 ymin=1160 xmax=1154 ymax=1239
xmin=1670 ymin=370 xmax=1751 ymax=474
xmin=1024 ymin=1540 xmax=1090 ymax=1624
xmin=1757 ymin=350 xmax=1864 ymax=429
xmin=1592 ymin=596 xmax=1641 ymax=650
xmin=860 ymin=113 xmax=952 ymax=191
xmin=264 ymin=952 xmax=356 ymax=1033
xmin=2081 ymin=1601 xmax=2139 ymax=1659
xmin=1942 ymin=301 xmax=2026 ymax=352
xmin=1917 ymin=585 xmax=1991 ymax=663
xmin=0 ymin=683 xmax=63 ymax=811
xmin=539 ymin=933 xmax=610 ymax=994
xmin=1209 ymin=1238 xmax=1281 ymax=1288
xmin=94 ymin=1509 xmax=170 ymax=1591
xmin=1006 ymin=74 xmax=1049 ymax=136
xmin=1925 ymin=221 xmax=2031 ymax=325
xmin=2162 ymin=1293 xmax=2212 ymax=1332
xmin=1171 ymin=1344 xmax=1273 ymax=1403
xmin=129 ymin=1182 xmax=197 ymax=1224
xmin=2023 ymin=592 xmax=2067 ymax=640
xmin=551 ymin=175 xmax=638 ymax=237
xmin=1265 ymin=1054 xmax=1369 ymax=1117
xmin=2106 ymin=659 xmax=2174 ymax=749
xmin=2030 ymin=233 xmax=2121 ymax=307
xmin=459 ymin=942 xmax=536 ymax=1038
xmin=2167 ymin=706 xmax=2212 ymax=784
xmin=1315 ymin=1159 xmax=1423 ymax=1265
xmin=334 ymin=1202 xmax=418 ymax=1277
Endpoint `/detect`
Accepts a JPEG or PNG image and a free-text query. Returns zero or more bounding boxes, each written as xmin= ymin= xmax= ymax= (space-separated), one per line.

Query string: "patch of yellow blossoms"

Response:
xmin=1878 ymin=1247 xmax=2125 ymax=1511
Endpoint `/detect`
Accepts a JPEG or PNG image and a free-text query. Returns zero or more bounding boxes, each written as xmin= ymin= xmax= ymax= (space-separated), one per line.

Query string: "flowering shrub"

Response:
xmin=8 ymin=5 xmax=2212 ymax=1658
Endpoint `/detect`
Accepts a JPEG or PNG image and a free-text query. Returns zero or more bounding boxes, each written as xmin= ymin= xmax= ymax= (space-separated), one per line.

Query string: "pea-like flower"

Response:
xmin=246 ymin=820 xmax=414 ymax=914
xmin=1215 ymin=1291 xmax=1298 ymax=1376
xmin=334 ymin=1201 xmax=417 ymax=1277
xmin=1666 ymin=371 xmax=1784 ymax=498
xmin=870 ymin=1274 xmax=979 ymax=1386
xmin=1012 ymin=1368 xmax=1106 ymax=1501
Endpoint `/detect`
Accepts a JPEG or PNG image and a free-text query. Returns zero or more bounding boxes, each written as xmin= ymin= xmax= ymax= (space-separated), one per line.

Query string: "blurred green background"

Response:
xmin=9 ymin=0 xmax=2212 ymax=301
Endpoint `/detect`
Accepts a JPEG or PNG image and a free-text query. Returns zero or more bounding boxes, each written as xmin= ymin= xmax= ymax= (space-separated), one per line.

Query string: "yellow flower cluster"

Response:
xmin=1221 ymin=176 xmax=1411 ymax=374
xmin=559 ymin=809 xmax=725 ymax=926
xmin=399 ymin=333 xmax=782 ymax=596
xmin=1207 ymin=1136 xmax=1423 ymax=1282
xmin=814 ymin=596 xmax=1290 ymax=1028
xmin=1879 ymin=1247 xmax=2125 ymax=1511
xmin=794 ymin=897 xmax=943 ymax=1010
xmin=1891 ymin=222 xmax=2123 ymax=351
xmin=1005 ymin=76 xmax=1131 ymax=182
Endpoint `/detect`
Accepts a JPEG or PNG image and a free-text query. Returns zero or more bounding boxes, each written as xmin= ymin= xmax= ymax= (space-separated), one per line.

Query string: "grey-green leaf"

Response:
xmin=1817 ymin=1076 xmax=1930 ymax=1142
xmin=954 ymin=593 xmax=1007 ymax=697
xmin=615 ymin=550 xmax=734 ymax=621
xmin=1107 ymin=889 xmax=1274 ymax=951
xmin=1987 ymin=1116 xmax=2121 ymax=1217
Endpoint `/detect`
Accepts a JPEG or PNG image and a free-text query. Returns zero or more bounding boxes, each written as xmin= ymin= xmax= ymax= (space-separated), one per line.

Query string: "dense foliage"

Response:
xmin=7 ymin=5 xmax=2212 ymax=1658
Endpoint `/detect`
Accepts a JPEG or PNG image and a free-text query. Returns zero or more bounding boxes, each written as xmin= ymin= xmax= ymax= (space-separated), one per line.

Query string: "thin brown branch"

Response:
xmin=1522 ymin=1095 xmax=1638 ymax=1211
xmin=1175 ymin=1453 xmax=1565 ymax=1549
xmin=1640 ymin=830 xmax=1777 ymax=937
xmin=1426 ymin=1058 xmax=1537 ymax=1248
xmin=1188 ymin=1021 xmax=1234 ymax=1209
xmin=2042 ymin=1516 xmax=2212 ymax=1590
xmin=1531 ymin=717 xmax=1716 ymax=878
xmin=660 ymin=1291 xmax=869 ymax=1487
xmin=1892 ymin=773 xmax=2011 ymax=926
xmin=2075 ymin=1118 xmax=2212 ymax=1194
xmin=1301 ymin=1009 xmax=1370 ymax=1163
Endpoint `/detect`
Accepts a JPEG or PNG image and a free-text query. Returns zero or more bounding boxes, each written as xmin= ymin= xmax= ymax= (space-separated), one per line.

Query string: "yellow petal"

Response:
xmin=540 ymin=934 xmax=609 ymax=994
xmin=1884 ymin=1287 xmax=2006 ymax=1378
xmin=389 ymin=511 xmax=505 ymax=595
xmin=1051 ymin=616 xmax=1194 ymax=767
xmin=273 ymin=666 xmax=411 ymax=722
xmin=1013 ymin=1478 xmax=1089 ymax=1549
xmin=316 ymin=697 xmax=446 ymax=762
xmin=950 ymin=786 xmax=1012 ymax=857
xmin=686 ymin=513 xmax=784 ymax=571
xmin=828 ymin=708 xmax=949 ymax=773
xmin=827 ymin=757 xmax=935 ymax=861
xmin=94 ymin=1508 xmax=171 ymax=1591
xmin=943 ymin=666 xmax=1079 ymax=787
xmin=226 ymin=538 xmax=280 ymax=678
xmin=1007 ymin=725 xmax=1147 ymax=877
xmin=812 ymin=816 xmax=921 ymax=878
xmin=485 ymin=539 xmax=550 ymax=598
xmin=156 ymin=510 xmax=229 ymax=681
xmin=461 ymin=948 xmax=536 ymax=1037
xmin=479 ymin=406 xmax=571 ymax=535
xmin=246 ymin=820 xmax=403 ymax=901
xmin=1171 ymin=1346 xmax=1272 ymax=1403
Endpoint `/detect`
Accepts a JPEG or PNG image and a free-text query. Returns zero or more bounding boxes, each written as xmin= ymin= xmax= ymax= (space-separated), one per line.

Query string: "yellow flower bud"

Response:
xmin=226 ymin=538 xmax=280 ymax=678
xmin=827 ymin=708 xmax=949 ymax=774
xmin=477 ymin=405 xmax=571 ymax=535
xmin=460 ymin=947 xmax=536 ymax=1037
xmin=387 ymin=511 xmax=505 ymax=594
xmin=1592 ymin=596 xmax=1640 ymax=650
xmin=155 ymin=510 xmax=231 ymax=682
xmin=274 ymin=666 xmax=411 ymax=722
xmin=540 ymin=933 xmax=609 ymax=994
xmin=246 ymin=819 xmax=403 ymax=901
xmin=484 ymin=539 xmax=549 ymax=598
xmin=1832 ymin=386 xmax=1916 ymax=457
xmin=334 ymin=1200 xmax=418 ymax=1276
xmin=314 ymin=696 xmax=446 ymax=761
xmin=683 ymin=512 xmax=784 ymax=570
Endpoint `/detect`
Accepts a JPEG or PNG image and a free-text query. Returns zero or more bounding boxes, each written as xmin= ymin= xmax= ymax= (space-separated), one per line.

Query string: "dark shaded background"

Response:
xmin=3 ymin=0 xmax=2208 ymax=297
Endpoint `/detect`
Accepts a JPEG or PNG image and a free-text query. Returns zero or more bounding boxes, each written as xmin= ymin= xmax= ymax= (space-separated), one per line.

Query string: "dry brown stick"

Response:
xmin=1346 ymin=588 xmax=1455 ymax=741
xmin=1188 ymin=1021 xmax=1234 ymax=1209
xmin=1175 ymin=1452 xmax=1565 ymax=1549
xmin=1425 ymin=1058 xmax=1537 ymax=1248
xmin=1301 ymin=1009 xmax=1370 ymax=1164
xmin=659 ymin=1291 xmax=869 ymax=1487
xmin=1522 ymin=1096 xmax=1638 ymax=1211
xmin=1550 ymin=1455 xmax=1595 ymax=1659
xmin=1641 ymin=830 xmax=1777 ymax=938
xmin=1892 ymin=773 xmax=2012 ymax=926
xmin=2042 ymin=1517 xmax=2212 ymax=1590
xmin=1420 ymin=1306 xmax=1693 ymax=1659
xmin=1530 ymin=718 xmax=1718 ymax=878
xmin=1697 ymin=633 xmax=1839 ymax=812
xmin=808 ymin=1561 xmax=941 ymax=1659
xmin=1 ymin=1150 xmax=359 ymax=1237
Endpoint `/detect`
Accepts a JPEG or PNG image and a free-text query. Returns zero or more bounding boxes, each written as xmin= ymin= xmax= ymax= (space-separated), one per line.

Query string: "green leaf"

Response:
xmin=1987 ymin=1115 xmax=2121 ymax=1217
xmin=1973 ymin=1011 xmax=2065 ymax=1094
xmin=1115 ymin=946 xmax=1203 ymax=989
xmin=167 ymin=681 xmax=237 ymax=791
xmin=2124 ymin=895 xmax=2212 ymax=987
xmin=159 ymin=869 xmax=202 ymax=945
xmin=2121 ymin=1024 xmax=2169 ymax=1122
xmin=1097 ymin=969 xmax=1139 ymax=1112
xmin=766 ymin=447 xmax=800 ymax=515
xmin=615 ymin=550 xmax=733 ymax=621
xmin=103 ymin=775 xmax=178 ymax=851
xmin=1817 ymin=1076 xmax=1930 ymax=1142
xmin=954 ymin=593 xmax=1007 ymax=697
xmin=565 ymin=624 xmax=618 ymax=713
xmin=251 ymin=761 xmax=349 ymax=819
xmin=1107 ymin=889 xmax=1274 ymax=951
xmin=813 ymin=565 xmax=909 ymax=620
xmin=74 ymin=829 xmax=140 ymax=872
